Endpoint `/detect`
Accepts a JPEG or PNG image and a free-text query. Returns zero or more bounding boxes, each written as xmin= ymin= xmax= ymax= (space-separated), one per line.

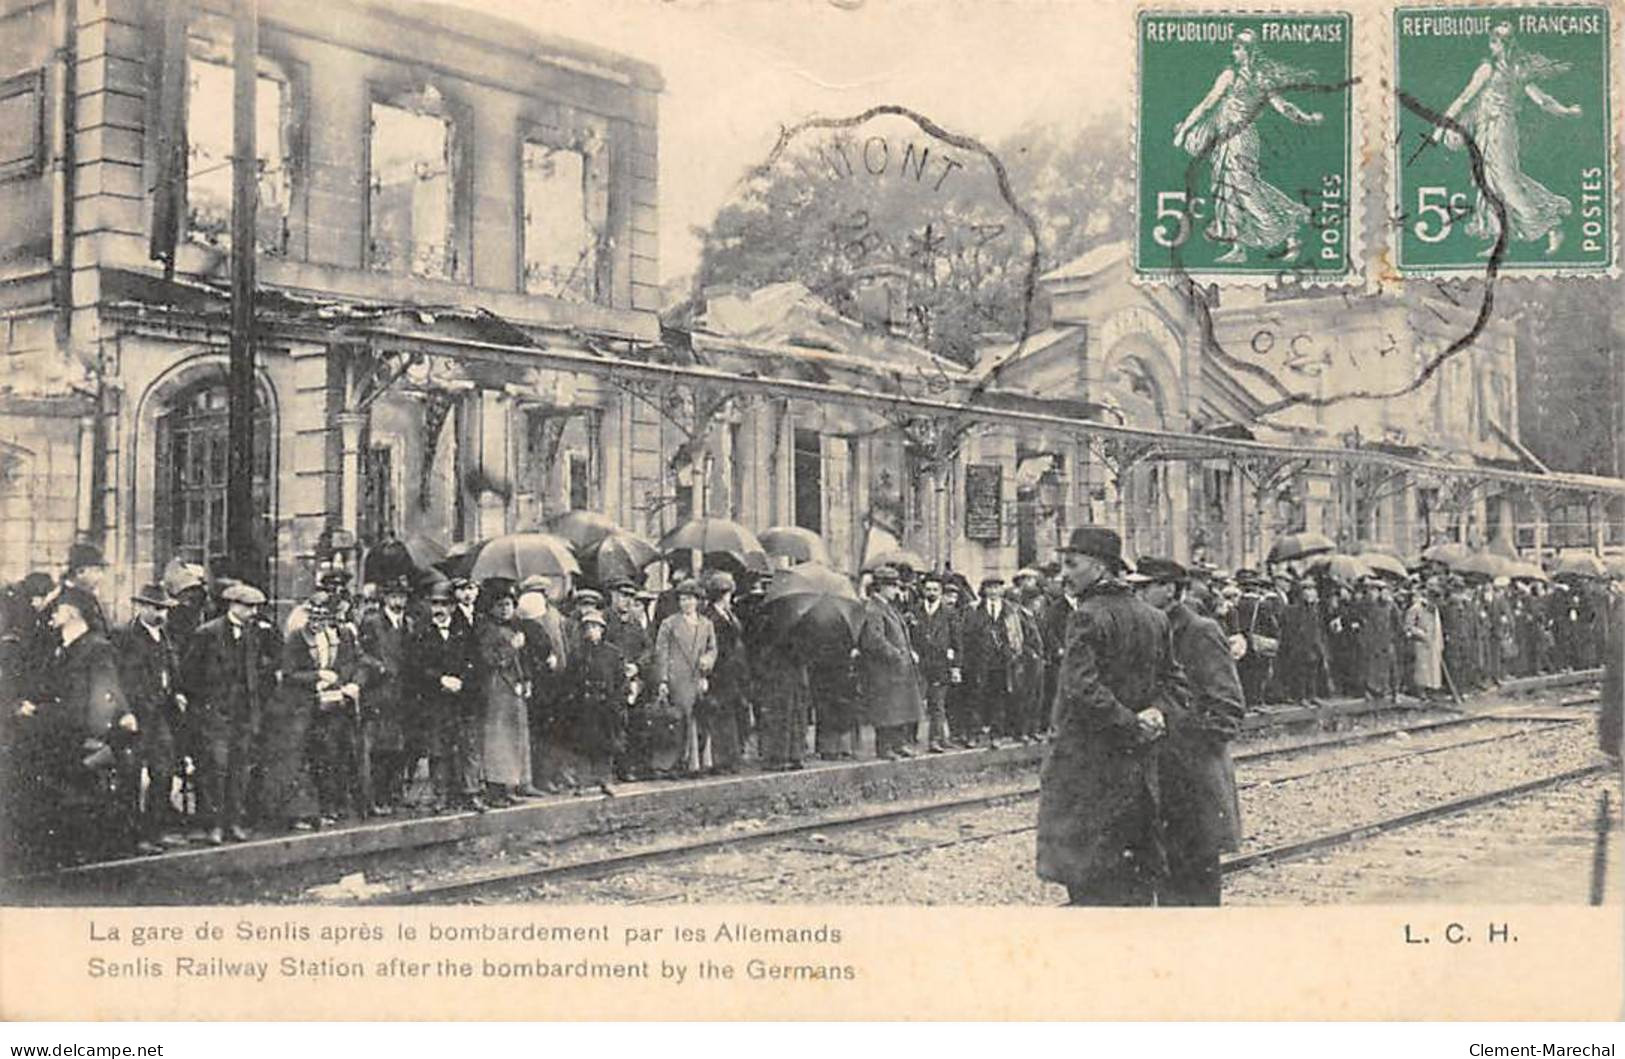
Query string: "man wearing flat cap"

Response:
xmin=182 ymin=582 xmax=276 ymax=843
xmin=1131 ymin=557 xmax=1243 ymax=905
xmin=1037 ymin=527 xmax=1188 ymax=906
xmin=115 ymin=583 xmax=189 ymax=851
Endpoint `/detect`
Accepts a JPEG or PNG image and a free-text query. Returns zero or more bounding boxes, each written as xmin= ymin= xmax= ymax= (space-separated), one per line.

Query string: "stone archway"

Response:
xmin=126 ymin=352 xmax=280 ymax=586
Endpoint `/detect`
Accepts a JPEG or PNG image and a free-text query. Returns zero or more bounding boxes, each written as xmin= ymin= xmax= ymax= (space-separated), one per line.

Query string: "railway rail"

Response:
xmin=372 ymin=712 xmax=1600 ymax=905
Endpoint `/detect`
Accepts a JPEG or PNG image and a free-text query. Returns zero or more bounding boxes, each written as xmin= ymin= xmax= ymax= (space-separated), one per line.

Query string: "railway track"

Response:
xmin=372 ymin=713 xmax=1597 ymax=905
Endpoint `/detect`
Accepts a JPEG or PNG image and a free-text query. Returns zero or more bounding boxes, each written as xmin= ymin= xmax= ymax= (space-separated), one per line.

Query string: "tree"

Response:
xmin=692 ymin=112 xmax=1135 ymax=366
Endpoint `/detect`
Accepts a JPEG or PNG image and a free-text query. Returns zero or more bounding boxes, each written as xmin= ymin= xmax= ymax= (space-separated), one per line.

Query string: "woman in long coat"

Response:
xmin=476 ymin=581 xmax=531 ymax=807
xmin=700 ymin=572 xmax=749 ymax=774
xmin=651 ymin=579 xmax=716 ymax=776
xmin=1404 ymin=588 xmax=1444 ymax=696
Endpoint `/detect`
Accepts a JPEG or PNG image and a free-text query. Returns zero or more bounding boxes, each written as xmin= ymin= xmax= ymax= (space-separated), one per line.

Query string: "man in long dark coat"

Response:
xmin=358 ymin=579 xmax=414 ymax=813
xmin=859 ymin=566 xmax=924 ymax=760
xmin=907 ymin=572 xmax=960 ymax=753
xmin=16 ymin=593 xmax=134 ymax=864
xmin=1275 ymin=579 xmax=1330 ymax=705
xmin=182 ymin=582 xmax=276 ymax=843
xmin=115 ymin=583 xmax=189 ymax=851
xmin=1225 ymin=572 xmax=1279 ymax=708
xmin=1038 ymin=527 xmax=1188 ymax=906
xmin=409 ymin=581 xmax=484 ymax=812
xmin=960 ymin=578 xmax=1021 ymax=746
xmin=1133 ymin=558 xmax=1244 ymax=905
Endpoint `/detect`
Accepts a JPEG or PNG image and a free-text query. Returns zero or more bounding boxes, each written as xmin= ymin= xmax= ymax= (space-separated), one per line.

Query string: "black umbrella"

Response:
xmin=760 ymin=562 xmax=864 ymax=649
xmin=584 ymin=531 xmax=660 ymax=586
xmin=659 ymin=517 xmax=766 ymax=572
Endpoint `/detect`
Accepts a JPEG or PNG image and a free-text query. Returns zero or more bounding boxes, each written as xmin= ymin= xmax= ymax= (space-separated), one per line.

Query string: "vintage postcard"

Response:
xmin=0 ymin=0 xmax=1621 ymax=1024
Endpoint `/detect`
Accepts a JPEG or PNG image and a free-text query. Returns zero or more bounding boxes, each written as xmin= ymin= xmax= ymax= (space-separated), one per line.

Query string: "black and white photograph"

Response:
xmin=0 ymin=0 xmax=1620 ymax=1025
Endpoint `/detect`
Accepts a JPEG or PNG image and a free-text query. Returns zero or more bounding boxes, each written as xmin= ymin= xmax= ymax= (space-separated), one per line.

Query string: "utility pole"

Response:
xmin=227 ymin=0 xmax=259 ymax=582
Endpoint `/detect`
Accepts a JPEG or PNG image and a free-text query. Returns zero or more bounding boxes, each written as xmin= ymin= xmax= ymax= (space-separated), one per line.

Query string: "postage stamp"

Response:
xmin=1135 ymin=10 xmax=1356 ymax=282
xmin=1392 ymin=5 xmax=1615 ymax=274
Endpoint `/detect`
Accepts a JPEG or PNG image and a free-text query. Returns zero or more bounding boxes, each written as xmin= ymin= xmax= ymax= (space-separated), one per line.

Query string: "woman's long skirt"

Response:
xmin=481 ymin=680 xmax=531 ymax=788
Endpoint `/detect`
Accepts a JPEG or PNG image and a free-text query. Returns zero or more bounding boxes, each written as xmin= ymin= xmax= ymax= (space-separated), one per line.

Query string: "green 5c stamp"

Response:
xmin=1136 ymin=11 xmax=1354 ymax=281
xmin=1394 ymin=6 xmax=1614 ymax=273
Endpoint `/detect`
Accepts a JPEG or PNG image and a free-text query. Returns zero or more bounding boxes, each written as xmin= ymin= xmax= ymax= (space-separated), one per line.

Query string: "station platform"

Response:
xmin=10 ymin=667 xmax=1602 ymax=901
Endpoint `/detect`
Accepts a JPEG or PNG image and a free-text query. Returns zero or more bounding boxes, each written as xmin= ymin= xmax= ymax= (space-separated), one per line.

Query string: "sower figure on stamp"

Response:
xmin=409 ymin=580 xmax=484 ymax=813
xmin=1037 ymin=527 xmax=1187 ymax=907
xmin=1132 ymin=558 xmax=1243 ymax=907
xmin=1428 ymin=22 xmax=1582 ymax=257
xmin=1171 ymin=28 xmax=1324 ymax=265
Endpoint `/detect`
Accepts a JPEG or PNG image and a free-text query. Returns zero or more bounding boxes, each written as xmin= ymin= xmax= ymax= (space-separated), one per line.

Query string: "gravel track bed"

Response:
xmin=1225 ymin=772 xmax=1623 ymax=905
xmin=525 ymin=722 xmax=1609 ymax=906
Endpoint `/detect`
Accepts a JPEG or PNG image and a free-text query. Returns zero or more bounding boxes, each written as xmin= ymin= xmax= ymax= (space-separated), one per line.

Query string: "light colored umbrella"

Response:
xmin=1507 ymin=560 xmax=1551 ymax=583
xmin=863 ymin=548 xmax=927 ymax=573
xmin=759 ymin=526 xmax=832 ymax=567
xmin=1267 ymin=531 xmax=1335 ymax=564
xmin=1457 ymin=551 xmax=1512 ymax=579
xmin=543 ymin=510 xmax=621 ymax=552
xmin=1421 ymin=542 xmax=1472 ymax=568
xmin=1358 ymin=551 xmax=1409 ymax=580
xmin=1309 ymin=554 xmax=1372 ymax=583
xmin=1553 ymin=552 xmax=1606 ymax=578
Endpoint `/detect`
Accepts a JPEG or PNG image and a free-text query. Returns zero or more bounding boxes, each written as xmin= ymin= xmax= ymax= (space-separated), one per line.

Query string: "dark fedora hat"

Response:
xmin=1134 ymin=557 xmax=1187 ymax=584
xmin=131 ymin=582 xmax=177 ymax=608
xmin=66 ymin=542 xmax=107 ymax=570
xmin=1057 ymin=525 xmax=1128 ymax=571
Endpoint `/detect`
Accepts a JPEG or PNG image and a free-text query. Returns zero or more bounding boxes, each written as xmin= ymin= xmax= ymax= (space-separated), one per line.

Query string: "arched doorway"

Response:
xmin=153 ymin=379 xmax=273 ymax=582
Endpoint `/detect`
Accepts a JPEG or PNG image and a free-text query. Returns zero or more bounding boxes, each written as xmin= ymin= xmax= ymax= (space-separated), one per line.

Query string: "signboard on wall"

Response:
xmin=964 ymin=464 xmax=1002 ymax=542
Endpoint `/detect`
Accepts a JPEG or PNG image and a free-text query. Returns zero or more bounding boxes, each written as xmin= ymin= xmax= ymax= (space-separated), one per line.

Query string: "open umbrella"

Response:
xmin=583 ymin=531 xmax=659 ymax=586
xmin=1508 ymin=559 xmax=1551 ymax=583
xmin=1421 ymin=542 xmax=1472 ymax=568
xmin=1358 ymin=551 xmax=1409 ymax=580
xmin=1308 ymin=554 xmax=1372 ymax=583
xmin=437 ymin=532 xmax=581 ymax=583
xmin=1458 ymin=551 xmax=1514 ymax=579
xmin=1553 ymin=552 xmax=1606 ymax=578
xmin=759 ymin=526 xmax=831 ymax=567
xmin=863 ymin=548 xmax=927 ymax=573
xmin=1267 ymin=531 xmax=1335 ymax=564
xmin=659 ymin=517 xmax=765 ymax=572
xmin=363 ymin=538 xmax=422 ymax=585
xmin=760 ymin=562 xmax=864 ymax=649
xmin=543 ymin=510 xmax=620 ymax=552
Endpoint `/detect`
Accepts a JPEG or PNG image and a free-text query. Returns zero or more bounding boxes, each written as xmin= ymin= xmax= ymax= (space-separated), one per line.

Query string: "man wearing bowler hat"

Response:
xmin=1131 ymin=557 xmax=1243 ymax=905
xmin=59 ymin=542 xmax=110 ymax=636
xmin=858 ymin=566 xmax=924 ymax=760
xmin=1037 ymin=526 xmax=1187 ymax=906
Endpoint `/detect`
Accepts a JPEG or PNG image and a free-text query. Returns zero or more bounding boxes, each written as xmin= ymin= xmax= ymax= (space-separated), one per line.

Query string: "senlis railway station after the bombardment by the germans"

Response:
xmin=0 ymin=0 xmax=1620 ymax=909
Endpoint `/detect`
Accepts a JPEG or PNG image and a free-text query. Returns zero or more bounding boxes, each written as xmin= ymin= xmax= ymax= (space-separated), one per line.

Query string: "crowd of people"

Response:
xmin=1210 ymin=564 xmax=1616 ymax=708
xmin=1 ymin=533 xmax=1619 ymax=885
